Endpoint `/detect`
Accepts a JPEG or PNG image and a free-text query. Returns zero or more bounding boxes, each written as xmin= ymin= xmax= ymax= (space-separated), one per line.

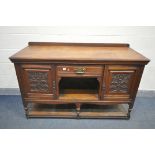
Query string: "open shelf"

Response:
xmin=28 ymin=104 xmax=77 ymax=118
xmin=59 ymin=89 xmax=98 ymax=100
xmin=80 ymin=104 xmax=128 ymax=118
xmin=28 ymin=103 xmax=128 ymax=118
xmin=58 ymin=77 xmax=99 ymax=100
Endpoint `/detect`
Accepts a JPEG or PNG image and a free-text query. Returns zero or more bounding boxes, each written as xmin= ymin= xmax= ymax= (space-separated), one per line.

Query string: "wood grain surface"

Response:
xmin=10 ymin=42 xmax=150 ymax=63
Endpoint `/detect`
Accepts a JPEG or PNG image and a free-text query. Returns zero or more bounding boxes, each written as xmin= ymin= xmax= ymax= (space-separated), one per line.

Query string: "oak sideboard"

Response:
xmin=9 ymin=42 xmax=150 ymax=119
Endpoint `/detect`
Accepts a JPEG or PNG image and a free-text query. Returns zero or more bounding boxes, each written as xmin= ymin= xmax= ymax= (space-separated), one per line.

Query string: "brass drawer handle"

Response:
xmin=74 ymin=67 xmax=86 ymax=74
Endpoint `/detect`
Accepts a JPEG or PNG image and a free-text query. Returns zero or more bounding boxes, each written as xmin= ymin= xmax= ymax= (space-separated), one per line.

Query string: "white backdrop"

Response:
xmin=0 ymin=26 xmax=154 ymax=90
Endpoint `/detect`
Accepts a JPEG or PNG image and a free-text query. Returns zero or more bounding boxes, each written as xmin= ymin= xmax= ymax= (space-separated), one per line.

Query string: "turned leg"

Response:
xmin=127 ymin=103 xmax=133 ymax=119
xmin=24 ymin=103 xmax=32 ymax=119
xmin=21 ymin=99 xmax=29 ymax=119
xmin=76 ymin=103 xmax=81 ymax=119
xmin=24 ymin=106 xmax=29 ymax=119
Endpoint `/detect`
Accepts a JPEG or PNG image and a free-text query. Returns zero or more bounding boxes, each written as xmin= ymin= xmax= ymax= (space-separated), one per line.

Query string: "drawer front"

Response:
xmin=57 ymin=65 xmax=103 ymax=77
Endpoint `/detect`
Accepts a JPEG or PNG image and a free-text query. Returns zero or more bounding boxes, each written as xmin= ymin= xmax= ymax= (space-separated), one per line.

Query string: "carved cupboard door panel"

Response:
xmin=103 ymin=65 xmax=139 ymax=101
xmin=20 ymin=64 xmax=55 ymax=99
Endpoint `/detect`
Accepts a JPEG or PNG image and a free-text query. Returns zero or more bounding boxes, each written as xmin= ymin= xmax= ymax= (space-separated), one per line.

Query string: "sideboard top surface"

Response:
xmin=10 ymin=42 xmax=150 ymax=64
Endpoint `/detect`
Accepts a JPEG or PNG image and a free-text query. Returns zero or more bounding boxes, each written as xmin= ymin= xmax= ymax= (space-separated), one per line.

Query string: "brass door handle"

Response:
xmin=74 ymin=67 xmax=86 ymax=74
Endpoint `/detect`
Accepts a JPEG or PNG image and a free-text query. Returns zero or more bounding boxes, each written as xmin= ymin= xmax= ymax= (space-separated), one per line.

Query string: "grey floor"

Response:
xmin=0 ymin=95 xmax=155 ymax=129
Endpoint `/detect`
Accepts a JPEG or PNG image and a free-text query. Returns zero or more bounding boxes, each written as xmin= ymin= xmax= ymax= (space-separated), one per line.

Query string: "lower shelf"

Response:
xmin=59 ymin=89 xmax=99 ymax=100
xmin=27 ymin=103 xmax=128 ymax=119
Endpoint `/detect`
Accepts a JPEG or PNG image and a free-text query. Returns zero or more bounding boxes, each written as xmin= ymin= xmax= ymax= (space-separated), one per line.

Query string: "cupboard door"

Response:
xmin=103 ymin=65 xmax=138 ymax=100
xmin=20 ymin=64 xmax=55 ymax=99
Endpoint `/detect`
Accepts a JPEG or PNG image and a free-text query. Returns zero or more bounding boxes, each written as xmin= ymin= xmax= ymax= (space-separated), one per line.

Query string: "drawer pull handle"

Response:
xmin=74 ymin=68 xmax=86 ymax=74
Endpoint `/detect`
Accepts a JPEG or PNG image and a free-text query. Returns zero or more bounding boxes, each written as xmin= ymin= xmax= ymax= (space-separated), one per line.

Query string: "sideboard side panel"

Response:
xmin=14 ymin=63 xmax=27 ymax=108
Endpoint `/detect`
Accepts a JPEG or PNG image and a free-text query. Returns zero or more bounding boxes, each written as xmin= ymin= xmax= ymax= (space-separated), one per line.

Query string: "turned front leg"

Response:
xmin=76 ymin=103 xmax=81 ymax=118
xmin=24 ymin=106 xmax=29 ymax=119
xmin=127 ymin=103 xmax=133 ymax=119
xmin=25 ymin=102 xmax=32 ymax=119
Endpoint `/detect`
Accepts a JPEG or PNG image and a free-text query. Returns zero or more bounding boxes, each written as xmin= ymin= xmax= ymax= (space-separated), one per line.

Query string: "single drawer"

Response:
xmin=57 ymin=65 xmax=103 ymax=76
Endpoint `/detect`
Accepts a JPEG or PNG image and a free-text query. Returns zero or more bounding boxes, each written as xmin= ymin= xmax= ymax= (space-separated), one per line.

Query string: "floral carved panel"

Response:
xmin=110 ymin=73 xmax=132 ymax=93
xmin=28 ymin=71 xmax=49 ymax=92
